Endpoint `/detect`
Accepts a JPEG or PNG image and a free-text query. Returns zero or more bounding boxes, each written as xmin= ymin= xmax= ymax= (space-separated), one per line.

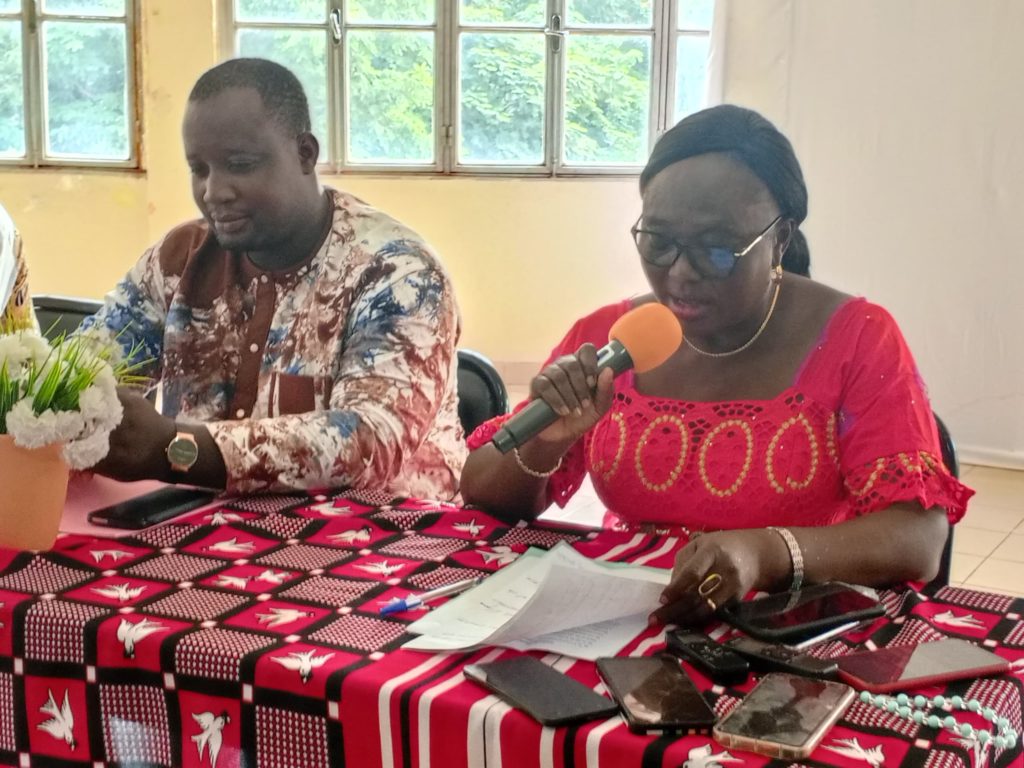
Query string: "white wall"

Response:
xmin=719 ymin=0 xmax=1024 ymax=467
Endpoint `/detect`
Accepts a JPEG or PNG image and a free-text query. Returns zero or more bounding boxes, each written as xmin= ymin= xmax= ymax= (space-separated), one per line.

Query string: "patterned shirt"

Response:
xmin=83 ymin=188 xmax=466 ymax=498
xmin=0 ymin=204 xmax=34 ymax=330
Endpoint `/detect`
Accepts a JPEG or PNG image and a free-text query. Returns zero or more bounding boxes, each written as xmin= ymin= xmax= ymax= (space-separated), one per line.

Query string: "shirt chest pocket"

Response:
xmin=271 ymin=372 xmax=335 ymax=416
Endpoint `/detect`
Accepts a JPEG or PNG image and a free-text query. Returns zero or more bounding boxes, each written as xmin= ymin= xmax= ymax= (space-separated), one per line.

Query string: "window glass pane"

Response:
xmin=678 ymin=0 xmax=714 ymax=30
xmin=0 ymin=1 xmax=20 ymax=13
xmin=674 ymin=34 xmax=708 ymax=123
xmin=43 ymin=0 xmax=124 ymax=15
xmin=567 ymin=0 xmax=651 ymax=27
xmin=460 ymin=0 xmax=544 ymax=26
xmin=0 ymin=21 xmax=24 ymax=156
xmin=237 ymin=28 xmax=328 ymax=146
xmin=347 ymin=0 xmax=432 ymax=24
xmin=43 ymin=21 xmax=129 ymax=159
xmin=347 ymin=30 xmax=434 ymax=164
xmin=564 ymin=34 xmax=651 ymax=165
xmin=235 ymin=0 xmax=323 ymax=23
xmin=459 ymin=33 xmax=544 ymax=165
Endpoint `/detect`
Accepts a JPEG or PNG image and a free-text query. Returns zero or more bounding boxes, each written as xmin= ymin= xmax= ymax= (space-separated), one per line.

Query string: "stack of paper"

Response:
xmin=404 ymin=542 xmax=670 ymax=661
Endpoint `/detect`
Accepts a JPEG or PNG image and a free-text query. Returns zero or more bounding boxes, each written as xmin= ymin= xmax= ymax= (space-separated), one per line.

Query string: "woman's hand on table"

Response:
xmin=529 ymin=343 xmax=615 ymax=446
xmin=650 ymin=529 xmax=791 ymax=626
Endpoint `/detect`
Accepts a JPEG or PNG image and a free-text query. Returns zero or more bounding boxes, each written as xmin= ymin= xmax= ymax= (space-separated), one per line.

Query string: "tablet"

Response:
xmin=836 ymin=639 xmax=1009 ymax=693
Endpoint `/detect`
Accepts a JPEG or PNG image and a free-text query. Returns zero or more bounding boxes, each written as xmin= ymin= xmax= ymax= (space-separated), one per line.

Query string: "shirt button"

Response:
xmin=260 ymin=275 xmax=269 ymax=284
xmin=235 ymin=408 xmax=245 ymax=418
xmin=249 ymin=343 xmax=259 ymax=353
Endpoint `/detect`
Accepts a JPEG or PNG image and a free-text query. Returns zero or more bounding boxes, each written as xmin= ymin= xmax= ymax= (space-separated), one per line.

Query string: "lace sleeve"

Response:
xmin=845 ymin=451 xmax=972 ymax=523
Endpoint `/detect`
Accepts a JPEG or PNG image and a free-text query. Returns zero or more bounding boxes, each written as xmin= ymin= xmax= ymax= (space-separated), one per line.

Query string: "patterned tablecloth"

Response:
xmin=0 ymin=490 xmax=1021 ymax=768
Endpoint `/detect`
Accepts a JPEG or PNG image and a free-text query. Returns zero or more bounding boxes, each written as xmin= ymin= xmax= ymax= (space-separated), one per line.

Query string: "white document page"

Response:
xmin=0 ymin=207 xmax=17 ymax=312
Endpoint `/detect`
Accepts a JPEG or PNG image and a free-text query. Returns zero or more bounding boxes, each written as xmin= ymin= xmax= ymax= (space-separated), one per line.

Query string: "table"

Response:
xmin=0 ymin=489 xmax=1021 ymax=768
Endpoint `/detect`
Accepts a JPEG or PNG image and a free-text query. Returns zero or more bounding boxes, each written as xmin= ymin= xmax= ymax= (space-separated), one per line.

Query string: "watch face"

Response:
xmin=167 ymin=437 xmax=199 ymax=467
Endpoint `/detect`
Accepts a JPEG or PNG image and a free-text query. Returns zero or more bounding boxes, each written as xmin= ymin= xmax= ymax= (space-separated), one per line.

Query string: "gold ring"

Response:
xmin=698 ymin=572 xmax=723 ymax=597
xmin=705 ymin=597 xmax=717 ymax=612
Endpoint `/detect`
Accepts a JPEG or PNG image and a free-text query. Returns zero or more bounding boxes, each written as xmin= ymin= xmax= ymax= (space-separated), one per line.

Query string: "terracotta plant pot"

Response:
xmin=0 ymin=435 xmax=69 ymax=550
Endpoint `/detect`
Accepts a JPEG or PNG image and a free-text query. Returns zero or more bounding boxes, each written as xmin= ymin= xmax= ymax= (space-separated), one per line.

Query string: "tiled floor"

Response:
xmin=512 ymin=378 xmax=1024 ymax=598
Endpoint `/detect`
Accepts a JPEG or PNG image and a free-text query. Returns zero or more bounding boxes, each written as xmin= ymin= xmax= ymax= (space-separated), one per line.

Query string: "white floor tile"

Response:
xmin=964 ymin=467 xmax=1024 ymax=510
xmin=989 ymin=534 xmax=1024 ymax=564
xmin=950 ymin=552 xmax=984 ymax=583
xmin=959 ymin=504 xmax=1024 ymax=533
xmin=951 ymin=527 xmax=1009 ymax=558
xmin=963 ymin=558 xmax=1024 ymax=597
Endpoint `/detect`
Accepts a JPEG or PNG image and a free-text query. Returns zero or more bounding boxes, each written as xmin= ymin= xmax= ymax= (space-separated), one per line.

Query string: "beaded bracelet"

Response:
xmin=512 ymin=446 xmax=563 ymax=479
xmin=767 ymin=526 xmax=804 ymax=591
xmin=859 ymin=691 xmax=1019 ymax=750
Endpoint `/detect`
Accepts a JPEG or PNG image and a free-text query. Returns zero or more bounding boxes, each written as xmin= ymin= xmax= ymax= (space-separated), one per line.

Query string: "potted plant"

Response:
xmin=0 ymin=322 xmax=143 ymax=550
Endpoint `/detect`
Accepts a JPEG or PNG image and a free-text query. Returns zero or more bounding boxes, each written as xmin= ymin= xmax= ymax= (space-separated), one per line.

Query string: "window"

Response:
xmin=0 ymin=1 xmax=138 ymax=168
xmin=223 ymin=0 xmax=713 ymax=175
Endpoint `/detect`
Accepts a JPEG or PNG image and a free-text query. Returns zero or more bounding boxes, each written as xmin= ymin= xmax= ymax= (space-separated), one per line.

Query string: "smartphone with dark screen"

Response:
xmin=835 ymin=638 xmax=1009 ymax=693
xmin=713 ymin=673 xmax=855 ymax=760
xmin=463 ymin=656 xmax=618 ymax=726
xmin=87 ymin=486 xmax=218 ymax=529
xmin=596 ymin=655 xmax=716 ymax=734
xmin=718 ymin=582 xmax=884 ymax=642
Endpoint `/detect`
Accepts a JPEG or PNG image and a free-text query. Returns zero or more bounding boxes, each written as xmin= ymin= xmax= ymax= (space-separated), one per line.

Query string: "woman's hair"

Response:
xmin=639 ymin=105 xmax=810 ymax=277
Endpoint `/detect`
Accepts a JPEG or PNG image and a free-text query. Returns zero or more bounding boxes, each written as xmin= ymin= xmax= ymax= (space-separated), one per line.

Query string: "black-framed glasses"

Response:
xmin=631 ymin=215 xmax=783 ymax=279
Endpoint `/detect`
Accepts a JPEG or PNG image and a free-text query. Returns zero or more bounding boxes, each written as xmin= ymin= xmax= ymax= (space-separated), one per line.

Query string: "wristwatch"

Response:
xmin=166 ymin=431 xmax=199 ymax=474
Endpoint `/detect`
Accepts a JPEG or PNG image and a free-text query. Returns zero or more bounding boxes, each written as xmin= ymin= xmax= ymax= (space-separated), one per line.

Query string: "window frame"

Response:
xmin=219 ymin=0 xmax=712 ymax=177
xmin=0 ymin=0 xmax=141 ymax=170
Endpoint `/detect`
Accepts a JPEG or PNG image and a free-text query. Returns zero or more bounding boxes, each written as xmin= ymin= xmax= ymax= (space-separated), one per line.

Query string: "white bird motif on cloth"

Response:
xmin=954 ymin=732 xmax=990 ymax=766
xmin=1009 ymin=658 xmax=1024 ymax=675
xmin=824 ymin=737 xmax=885 ymax=766
xmin=255 ymin=569 xmax=290 ymax=585
xmin=453 ymin=519 xmax=484 ymax=536
xmin=204 ymin=511 xmax=244 ymax=525
xmin=91 ymin=583 xmax=146 ymax=602
xmin=212 ymin=574 xmax=250 ymax=589
xmin=89 ymin=549 xmax=133 ymax=563
xmin=328 ymin=527 xmax=371 ymax=544
xmin=116 ymin=617 xmax=167 ymax=658
xmin=192 ymin=711 xmax=230 ymax=768
xmin=477 ymin=546 xmax=519 ymax=566
xmin=205 ymin=537 xmax=256 ymax=554
xmin=38 ymin=689 xmax=75 ymax=750
xmin=255 ymin=607 xmax=314 ymax=628
xmin=270 ymin=650 xmax=335 ymax=683
xmin=307 ymin=501 xmax=354 ymax=517
xmin=354 ymin=560 xmax=404 ymax=576
xmin=932 ymin=610 xmax=986 ymax=629
xmin=681 ymin=744 xmax=744 ymax=768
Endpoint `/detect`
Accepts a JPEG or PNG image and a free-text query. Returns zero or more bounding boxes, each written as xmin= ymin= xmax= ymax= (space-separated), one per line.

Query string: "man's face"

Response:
xmin=183 ymin=87 xmax=315 ymax=252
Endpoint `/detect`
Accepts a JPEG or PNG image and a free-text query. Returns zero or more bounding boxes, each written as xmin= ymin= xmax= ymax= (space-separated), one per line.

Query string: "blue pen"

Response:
xmin=380 ymin=576 xmax=483 ymax=616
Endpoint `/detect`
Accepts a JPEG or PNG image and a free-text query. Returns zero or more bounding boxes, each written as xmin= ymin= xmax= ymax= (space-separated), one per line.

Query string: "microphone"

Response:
xmin=491 ymin=303 xmax=683 ymax=454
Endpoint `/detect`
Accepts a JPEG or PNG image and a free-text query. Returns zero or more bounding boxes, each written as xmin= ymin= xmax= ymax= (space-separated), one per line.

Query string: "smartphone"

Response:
xmin=463 ymin=656 xmax=618 ymax=726
xmin=87 ymin=486 xmax=218 ymax=529
xmin=835 ymin=638 xmax=1009 ymax=693
xmin=713 ymin=673 xmax=855 ymax=760
xmin=718 ymin=582 xmax=884 ymax=642
xmin=596 ymin=655 xmax=716 ymax=734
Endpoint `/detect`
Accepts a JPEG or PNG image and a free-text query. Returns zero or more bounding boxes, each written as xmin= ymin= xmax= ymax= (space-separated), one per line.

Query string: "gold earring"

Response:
xmin=772 ymin=264 xmax=783 ymax=284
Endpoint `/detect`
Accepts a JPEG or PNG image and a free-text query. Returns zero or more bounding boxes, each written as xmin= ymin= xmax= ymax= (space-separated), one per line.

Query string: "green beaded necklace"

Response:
xmin=859 ymin=691 xmax=1019 ymax=751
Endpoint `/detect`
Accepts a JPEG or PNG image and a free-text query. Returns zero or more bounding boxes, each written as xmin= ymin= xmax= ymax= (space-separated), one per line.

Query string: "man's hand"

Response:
xmin=92 ymin=387 xmax=177 ymax=482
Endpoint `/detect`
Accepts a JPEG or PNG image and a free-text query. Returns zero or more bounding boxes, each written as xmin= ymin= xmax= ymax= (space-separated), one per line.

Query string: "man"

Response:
xmin=0 ymin=202 xmax=35 ymax=330
xmin=83 ymin=58 xmax=465 ymax=499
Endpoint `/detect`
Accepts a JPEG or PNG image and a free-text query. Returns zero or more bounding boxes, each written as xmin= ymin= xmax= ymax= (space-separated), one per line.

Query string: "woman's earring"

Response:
xmin=772 ymin=264 xmax=784 ymax=284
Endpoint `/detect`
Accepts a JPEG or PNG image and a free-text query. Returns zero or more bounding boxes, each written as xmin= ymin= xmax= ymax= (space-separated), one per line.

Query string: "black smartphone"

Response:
xmin=596 ymin=655 xmax=716 ymax=734
xmin=713 ymin=673 xmax=855 ymax=760
xmin=463 ymin=656 xmax=618 ymax=726
xmin=718 ymin=582 xmax=884 ymax=642
xmin=836 ymin=638 xmax=1009 ymax=693
xmin=87 ymin=486 xmax=218 ymax=529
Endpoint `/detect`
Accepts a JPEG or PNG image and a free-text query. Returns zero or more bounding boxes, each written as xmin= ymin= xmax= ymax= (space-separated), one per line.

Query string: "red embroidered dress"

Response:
xmin=469 ymin=298 xmax=972 ymax=531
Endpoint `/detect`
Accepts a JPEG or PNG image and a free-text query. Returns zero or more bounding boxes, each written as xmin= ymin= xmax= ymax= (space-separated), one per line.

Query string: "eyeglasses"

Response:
xmin=631 ymin=215 xmax=783 ymax=279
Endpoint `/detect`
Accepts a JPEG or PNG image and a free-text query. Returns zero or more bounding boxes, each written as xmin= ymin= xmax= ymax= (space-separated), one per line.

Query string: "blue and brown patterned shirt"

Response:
xmin=83 ymin=188 xmax=466 ymax=498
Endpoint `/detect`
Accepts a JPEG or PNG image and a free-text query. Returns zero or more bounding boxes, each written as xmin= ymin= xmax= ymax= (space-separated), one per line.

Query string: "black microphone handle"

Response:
xmin=490 ymin=339 xmax=633 ymax=454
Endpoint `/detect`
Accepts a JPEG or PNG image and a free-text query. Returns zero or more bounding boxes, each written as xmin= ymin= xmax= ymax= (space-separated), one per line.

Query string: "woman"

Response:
xmin=461 ymin=105 xmax=971 ymax=626
xmin=0 ymin=203 xmax=34 ymax=330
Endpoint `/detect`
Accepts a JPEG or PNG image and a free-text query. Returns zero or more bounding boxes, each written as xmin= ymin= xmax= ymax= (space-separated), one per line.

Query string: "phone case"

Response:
xmin=87 ymin=487 xmax=217 ymax=529
xmin=719 ymin=582 xmax=884 ymax=642
xmin=713 ymin=673 xmax=855 ymax=760
xmin=463 ymin=656 xmax=618 ymax=726
xmin=835 ymin=638 xmax=1009 ymax=693
xmin=596 ymin=655 xmax=717 ymax=734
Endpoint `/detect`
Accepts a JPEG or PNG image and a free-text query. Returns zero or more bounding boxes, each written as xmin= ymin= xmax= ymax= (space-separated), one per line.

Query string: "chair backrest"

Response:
xmin=932 ymin=411 xmax=959 ymax=587
xmin=32 ymin=294 xmax=102 ymax=341
xmin=456 ymin=349 xmax=509 ymax=437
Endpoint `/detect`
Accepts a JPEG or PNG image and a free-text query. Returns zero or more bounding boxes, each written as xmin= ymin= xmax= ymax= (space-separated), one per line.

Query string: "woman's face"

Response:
xmin=639 ymin=152 xmax=787 ymax=342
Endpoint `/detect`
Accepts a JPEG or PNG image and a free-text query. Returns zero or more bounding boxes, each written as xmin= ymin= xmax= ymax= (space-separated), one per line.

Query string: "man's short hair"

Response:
xmin=189 ymin=58 xmax=311 ymax=136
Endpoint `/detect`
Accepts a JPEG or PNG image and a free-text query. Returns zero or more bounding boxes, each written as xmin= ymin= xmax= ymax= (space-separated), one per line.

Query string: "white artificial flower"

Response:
xmin=20 ymin=332 xmax=54 ymax=366
xmin=6 ymin=400 xmax=60 ymax=449
xmin=0 ymin=334 xmax=33 ymax=371
xmin=63 ymin=427 xmax=113 ymax=470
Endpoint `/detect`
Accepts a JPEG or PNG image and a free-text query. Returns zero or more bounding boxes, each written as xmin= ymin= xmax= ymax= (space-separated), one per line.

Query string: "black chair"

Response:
xmin=932 ymin=412 xmax=959 ymax=587
xmin=32 ymin=294 xmax=102 ymax=341
xmin=456 ymin=349 xmax=509 ymax=436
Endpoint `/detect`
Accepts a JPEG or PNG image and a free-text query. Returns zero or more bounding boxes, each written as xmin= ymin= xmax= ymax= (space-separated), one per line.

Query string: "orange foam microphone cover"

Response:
xmin=607 ymin=302 xmax=683 ymax=374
